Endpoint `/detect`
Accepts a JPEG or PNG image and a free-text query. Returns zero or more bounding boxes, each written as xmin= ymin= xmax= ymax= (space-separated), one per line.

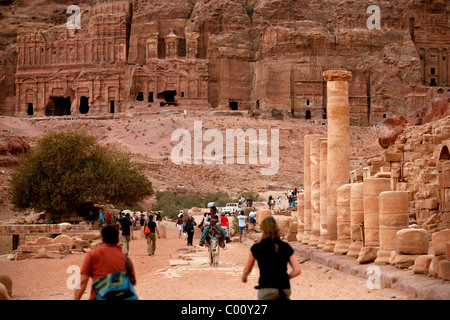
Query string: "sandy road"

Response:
xmin=0 ymin=219 xmax=419 ymax=301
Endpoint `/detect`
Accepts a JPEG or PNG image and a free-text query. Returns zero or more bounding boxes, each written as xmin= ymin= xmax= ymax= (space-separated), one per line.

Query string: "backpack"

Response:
xmin=92 ymin=255 xmax=138 ymax=300
xmin=176 ymin=216 xmax=183 ymax=225
xmin=144 ymin=222 xmax=151 ymax=235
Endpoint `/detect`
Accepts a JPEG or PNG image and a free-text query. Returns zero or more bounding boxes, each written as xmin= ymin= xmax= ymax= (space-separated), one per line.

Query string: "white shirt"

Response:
xmin=237 ymin=214 xmax=247 ymax=227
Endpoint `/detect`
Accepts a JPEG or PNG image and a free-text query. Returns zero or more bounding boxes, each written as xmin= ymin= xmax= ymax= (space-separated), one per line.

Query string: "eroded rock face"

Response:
xmin=0 ymin=136 xmax=30 ymax=167
xmin=422 ymin=92 xmax=450 ymax=125
xmin=378 ymin=116 xmax=409 ymax=149
xmin=0 ymin=0 xmax=447 ymax=122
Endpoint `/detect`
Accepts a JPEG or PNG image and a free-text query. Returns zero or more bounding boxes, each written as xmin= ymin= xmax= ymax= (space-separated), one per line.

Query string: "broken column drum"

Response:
xmin=347 ymin=182 xmax=364 ymax=258
xmin=359 ymin=178 xmax=391 ymax=260
xmin=334 ymin=183 xmax=352 ymax=254
xmin=322 ymin=70 xmax=352 ymax=252
xmin=256 ymin=208 xmax=272 ymax=230
xmin=375 ymin=191 xmax=410 ymax=264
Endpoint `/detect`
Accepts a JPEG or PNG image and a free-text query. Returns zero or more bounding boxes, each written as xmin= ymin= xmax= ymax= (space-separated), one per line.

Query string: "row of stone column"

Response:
xmin=297 ymin=70 xmax=411 ymax=264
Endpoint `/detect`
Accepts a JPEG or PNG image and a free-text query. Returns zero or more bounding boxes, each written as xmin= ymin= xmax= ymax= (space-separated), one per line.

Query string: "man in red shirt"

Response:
xmin=220 ymin=212 xmax=229 ymax=233
xmin=74 ymin=225 xmax=136 ymax=300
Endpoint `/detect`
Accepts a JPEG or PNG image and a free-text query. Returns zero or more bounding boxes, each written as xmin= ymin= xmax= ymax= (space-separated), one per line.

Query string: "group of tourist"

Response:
xmin=267 ymin=188 xmax=303 ymax=211
xmin=75 ymin=206 xmax=301 ymax=301
xmin=238 ymin=196 xmax=253 ymax=208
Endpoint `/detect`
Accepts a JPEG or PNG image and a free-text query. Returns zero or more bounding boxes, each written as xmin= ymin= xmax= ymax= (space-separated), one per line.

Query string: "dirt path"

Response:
xmin=0 ymin=219 xmax=419 ymax=300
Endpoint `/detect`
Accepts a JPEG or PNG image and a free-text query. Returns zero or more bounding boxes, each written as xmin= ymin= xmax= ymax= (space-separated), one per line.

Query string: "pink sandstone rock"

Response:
xmin=413 ymin=255 xmax=434 ymax=274
xmin=53 ymin=235 xmax=74 ymax=249
xmin=396 ymin=229 xmax=429 ymax=255
xmin=432 ymin=230 xmax=450 ymax=256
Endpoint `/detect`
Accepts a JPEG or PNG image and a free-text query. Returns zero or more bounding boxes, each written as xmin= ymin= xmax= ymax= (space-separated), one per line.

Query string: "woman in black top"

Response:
xmin=241 ymin=216 xmax=301 ymax=300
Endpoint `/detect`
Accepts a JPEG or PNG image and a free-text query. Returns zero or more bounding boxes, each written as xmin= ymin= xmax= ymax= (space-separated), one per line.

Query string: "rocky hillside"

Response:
xmin=0 ymin=112 xmax=383 ymax=220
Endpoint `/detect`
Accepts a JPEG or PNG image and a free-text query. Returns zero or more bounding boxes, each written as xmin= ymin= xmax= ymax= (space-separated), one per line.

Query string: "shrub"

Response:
xmin=9 ymin=130 xmax=153 ymax=216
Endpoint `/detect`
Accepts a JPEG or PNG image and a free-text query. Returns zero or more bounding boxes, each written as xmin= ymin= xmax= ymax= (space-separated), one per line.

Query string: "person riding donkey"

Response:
xmin=199 ymin=206 xmax=231 ymax=247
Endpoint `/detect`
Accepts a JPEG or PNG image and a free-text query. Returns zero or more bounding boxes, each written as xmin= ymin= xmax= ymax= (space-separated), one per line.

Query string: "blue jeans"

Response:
xmin=200 ymin=225 xmax=227 ymax=242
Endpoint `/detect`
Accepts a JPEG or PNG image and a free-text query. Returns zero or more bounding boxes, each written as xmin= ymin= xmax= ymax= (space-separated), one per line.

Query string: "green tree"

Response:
xmin=9 ymin=130 xmax=153 ymax=216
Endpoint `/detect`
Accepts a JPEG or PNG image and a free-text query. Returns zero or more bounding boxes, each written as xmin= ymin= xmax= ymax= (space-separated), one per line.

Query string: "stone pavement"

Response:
xmin=291 ymin=242 xmax=450 ymax=300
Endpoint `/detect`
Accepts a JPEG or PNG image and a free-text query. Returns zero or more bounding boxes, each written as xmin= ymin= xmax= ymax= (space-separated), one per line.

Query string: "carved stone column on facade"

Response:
xmin=323 ymin=70 xmax=352 ymax=252
xmin=145 ymin=33 xmax=159 ymax=61
xmin=185 ymin=32 xmax=199 ymax=60
xmin=165 ymin=28 xmax=179 ymax=59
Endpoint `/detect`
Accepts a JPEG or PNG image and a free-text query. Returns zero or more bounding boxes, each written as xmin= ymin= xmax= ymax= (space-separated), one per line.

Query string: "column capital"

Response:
xmin=323 ymin=70 xmax=352 ymax=82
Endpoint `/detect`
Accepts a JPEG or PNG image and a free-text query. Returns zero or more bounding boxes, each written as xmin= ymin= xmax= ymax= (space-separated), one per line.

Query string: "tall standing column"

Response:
xmin=297 ymin=193 xmax=304 ymax=242
xmin=318 ymin=140 xmax=328 ymax=249
xmin=323 ymin=70 xmax=352 ymax=252
xmin=309 ymin=136 xmax=326 ymax=247
xmin=302 ymin=135 xmax=318 ymax=244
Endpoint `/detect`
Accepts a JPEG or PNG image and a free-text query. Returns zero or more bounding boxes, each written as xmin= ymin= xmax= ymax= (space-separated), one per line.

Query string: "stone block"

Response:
xmin=34 ymin=237 xmax=53 ymax=245
xmin=429 ymin=256 xmax=447 ymax=277
xmin=74 ymin=239 xmax=90 ymax=249
xmin=403 ymin=152 xmax=423 ymax=162
xmin=17 ymin=245 xmax=40 ymax=253
xmin=438 ymin=260 xmax=450 ymax=280
xmin=43 ymin=243 xmax=66 ymax=252
xmin=396 ymin=228 xmax=429 ymax=255
xmin=390 ymin=251 xmax=420 ymax=269
xmin=412 ymin=255 xmax=434 ymax=274
xmin=384 ymin=153 xmax=403 ymax=162
xmin=431 ymin=230 xmax=450 ymax=256
xmin=439 ymin=171 xmax=450 ymax=188
xmin=357 ymin=246 xmax=378 ymax=264
xmin=53 ymin=235 xmax=74 ymax=248
xmin=447 ymin=241 xmax=450 ymax=260
xmin=441 ymin=201 xmax=450 ymax=212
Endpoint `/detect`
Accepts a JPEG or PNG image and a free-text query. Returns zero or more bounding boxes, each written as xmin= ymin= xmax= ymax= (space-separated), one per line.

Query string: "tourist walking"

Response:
xmin=145 ymin=215 xmax=160 ymax=256
xmin=75 ymin=225 xmax=137 ymax=300
xmin=155 ymin=212 xmax=162 ymax=225
xmin=105 ymin=211 xmax=112 ymax=225
xmin=176 ymin=213 xmax=184 ymax=239
xmin=139 ymin=214 xmax=145 ymax=228
xmin=237 ymin=210 xmax=248 ymax=243
xmin=249 ymin=208 xmax=257 ymax=226
xmin=241 ymin=216 xmax=301 ymax=300
xmin=183 ymin=215 xmax=197 ymax=246
xmin=98 ymin=210 xmax=105 ymax=228
xmin=119 ymin=213 xmax=133 ymax=256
